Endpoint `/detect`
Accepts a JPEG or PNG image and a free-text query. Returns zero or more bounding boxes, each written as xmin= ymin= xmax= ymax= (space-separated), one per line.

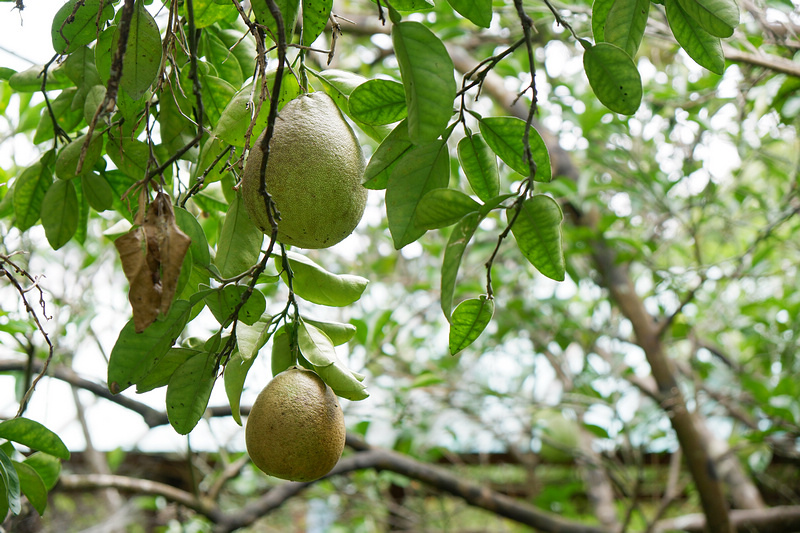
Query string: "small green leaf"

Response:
xmin=23 ymin=453 xmax=61 ymax=491
xmin=349 ymin=79 xmax=408 ymax=125
xmin=303 ymin=318 xmax=357 ymax=346
xmin=676 ymin=0 xmax=738 ymax=38
xmin=386 ymin=139 xmax=450 ymax=248
xmin=236 ymin=315 xmax=275 ymax=361
xmin=665 ymin=0 xmax=725 ymax=74
xmin=13 ymin=161 xmax=53 ymax=232
xmin=224 ymin=350 xmax=256 ymax=426
xmin=302 ymin=0 xmax=333 ymax=46
xmin=592 ymin=0 xmax=615 ymax=42
xmin=105 ymin=136 xmax=150 ymax=180
xmin=114 ymin=0 xmax=163 ymax=100
xmin=363 ymin=119 xmax=413 ymax=190
xmin=583 ymin=42 xmax=643 ymax=115
xmin=201 ymin=31 xmax=243 ymax=87
xmin=388 ymin=0 xmax=434 ymax=11
xmin=449 ymin=296 xmax=494 ymax=354
xmin=479 ymin=117 xmax=552 ymax=181
xmin=0 ymin=449 xmax=20 ymax=515
xmin=457 ymin=133 xmax=499 ymax=202
xmin=604 ymin=0 xmax=650 ymax=57
xmin=441 ymin=212 xmax=481 ymax=321
xmin=414 ymin=188 xmax=480 ymax=230
xmin=33 ymin=88 xmax=82 ymax=143
xmin=204 ymin=284 xmax=267 ymax=326
xmin=174 ymin=207 xmax=211 ymax=267
xmin=0 ymin=419 xmax=70 ymax=460
xmin=13 ymin=461 xmax=47 ymax=516
xmin=445 ymin=0 xmax=492 ymax=27
xmin=9 ymin=65 xmax=72 ymax=93
xmin=51 ymin=0 xmax=114 ymax=55
xmin=271 ymin=326 xmax=296 ymax=376
xmin=298 ymin=322 xmax=368 ymax=400
xmin=40 ymin=179 xmax=78 ymax=250
xmin=166 ymin=351 xmax=218 ymax=435
xmin=509 ymin=195 xmax=566 ymax=281
xmin=191 ymin=0 xmax=238 ymax=27
xmin=136 ymin=348 xmax=199 ymax=393
xmin=392 ymin=21 xmax=456 ymax=144
xmin=81 ymin=172 xmax=113 ymax=212
xmin=215 ymin=193 xmax=264 ymax=278
xmin=252 ymin=0 xmax=301 ymax=43
xmin=282 ymin=251 xmax=369 ymax=306
xmin=108 ymin=300 xmax=192 ymax=394
xmin=55 ymin=134 xmax=103 ymax=180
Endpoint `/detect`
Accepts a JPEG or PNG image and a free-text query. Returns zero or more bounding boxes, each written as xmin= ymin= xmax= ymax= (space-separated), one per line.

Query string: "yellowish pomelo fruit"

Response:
xmin=242 ymin=92 xmax=367 ymax=249
xmin=245 ymin=367 xmax=346 ymax=482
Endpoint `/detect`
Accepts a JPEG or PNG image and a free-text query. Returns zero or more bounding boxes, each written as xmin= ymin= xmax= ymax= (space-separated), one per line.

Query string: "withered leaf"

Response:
xmin=115 ymin=192 xmax=192 ymax=332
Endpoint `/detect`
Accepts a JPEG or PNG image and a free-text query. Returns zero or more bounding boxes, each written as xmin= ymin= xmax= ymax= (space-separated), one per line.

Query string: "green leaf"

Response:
xmin=13 ymin=461 xmax=47 ymax=516
xmin=108 ymin=300 xmax=192 ymax=394
xmin=0 ymin=473 xmax=8 ymax=521
xmin=386 ymin=140 xmax=450 ymax=248
xmin=302 ymin=0 xmax=333 ymax=46
xmin=252 ymin=0 xmax=301 ymax=43
xmin=441 ymin=212 xmax=481 ymax=321
xmin=283 ymin=251 xmax=369 ymax=306
xmin=449 ymin=295 xmax=494 ymax=354
xmin=204 ymin=284 xmax=267 ymax=326
xmin=40 ymin=179 xmax=79 ymax=250
xmin=392 ymin=21 xmax=456 ymax=144
xmin=457 ymin=133 xmax=499 ymax=202
xmin=215 ymin=193 xmax=264 ymax=278
xmin=23 ymin=453 xmax=61 ymax=491
xmin=445 ymin=0 xmax=492 ymax=27
xmin=0 ymin=418 xmax=70 ymax=460
xmin=0 ymin=448 xmax=20 ymax=515
xmin=136 ymin=348 xmax=199 ymax=393
xmin=592 ymin=0 xmax=615 ymax=42
xmin=81 ymin=172 xmax=113 ymax=212
xmin=676 ymin=0 xmax=738 ymax=38
xmin=665 ymin=0 xmax=725 ymax=74
xmin=106 ymin=136 xmax=150 ymax=180
xmin=33 ymin=88 xmax=82 ymax=143
xmin=604 ymin=0 xmax=650 ymax=57
xmin=303 ymin=318 xmax=357 ymax=346
xmin=298 ymin=322 xmax=368 ymax=400
xmin=9 ymin=64 xmax=72 ymax=93
xmin=55 ymin=134 xmax=104 ymax=180
xmin=224 ymin=350 xmax=256 ymax=426
xmin=479 ymin=117 xmax=552 ymax=181
xmin=363 ymin=119 xmax=413 ymax=190
xmin=389 ymin=0 xmax=434 ymax=10
xmin=509 ymin=195 xmax=565 ymax=281
xmin=174 ymin=207 xmax=211 ymax=267
xmin=198 ymin=73 xmax=237 ymax=128
xmin=582 ymin=42 xmax=643 ymax=115
xmin=201 ymin=31 xmax=243 ymax=87
xmin=236 ymin=315 xmax=275 ymax=360
xmin=166 ymin=351 xmax=218 ymax=435
xmin=51 ymin=0 xmax=114 ymax=54
xmin=13 ymin=161 xmax=53 ymax=232
xmin=114 ymin=0 xmax=163 ymax=100
xmin=349 ymin=79 xmax=408 ymax=126
xmin=271 ymin=326 xmax=296 ymax=376
xmin=191 ymin=0 xmax=238 ymax=28
xmin=415 ymin=188 xmax=480 ymax=230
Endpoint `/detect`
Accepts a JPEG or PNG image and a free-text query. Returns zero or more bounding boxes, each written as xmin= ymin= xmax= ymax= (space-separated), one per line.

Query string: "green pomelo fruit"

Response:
xmin=242 ymin=92 xmax=367 ymax=249
xmin=245 ymin=366 xmax=346 ymax=482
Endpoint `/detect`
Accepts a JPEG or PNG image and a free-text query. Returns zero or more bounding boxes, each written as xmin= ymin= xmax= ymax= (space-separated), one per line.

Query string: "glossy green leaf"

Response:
xmin=55 ymin=134 xmax=103 ymax=180
xmin=166 ymin=351 xmax=218 ymax=435
xmin=236 ymin=315 xmax=275 ymax=361
xmin=271 ymin=326 xmax=296 ymax=376
xmin=666 ymin=0 xmax=725 ymax=74
xmin=582 ymin=42 xmax=643 ymax=115
xmin=0 ymin=472 xmax=8 ymax=521
xmin=592 ymin=0 xmax=614 ymax=42
xmin=509 ymin=195 xmax=565 ymax=281
xmin=479 ymin=117 xmax=552 ymax=181
xmin=363 ymin=119 xmax=413 ymax=190
xmin=201 ymin=31 xmax=243 ymax=87
xmin=136 ymin=348 xmax=199 ymax=393
xmin=63 ymin=46 xmax=103 ymax=106
xmin=676 ymin=0 xmax=738 ymax=38
xmin=33 ymin=88 xmax=82 ymax=143
xmin=174 ymin=207 xmax=211 ymax=267
xmin=0 ymin=449 xmax=20 ymax=515
xmin=441 ymin=212 xmax=481 ymax=321
xmin=349 ymin=79 xmax=407 ymax=125
xmin=457 ymin=133 xmax=499 ymax=202
xmin=389 ymin=0 xmax=434 ymax=10
xmin=8 ymin=64 xmax=72 ymax=93
xmin=13 ymin=162 xmax=52 ymax=232
xmin=415 ymin=188 xmax=481 ymax=230
xmin=224 ymin=350 xmax=256 ymax=426
xmin=51 ymin=0 xmax=114 ymax=54
xmin=302 ymin=0 xmax=333 ymax=46
xmin=282 ymin=250 xmax=369 ymax=306
xmin=445 ymin=0 xmax=492 ymax=27
xmin=392 ymin=21 xmax=456 ymax=144
xmin=106 ymin=136 xmax=150 ymax=180
xmin=81 ymin=172 xmax=113 ymax=212
xmin=13 ymin=461 xmax=47 ymax=515
xmin=303 ymin=318 xmax=357 ymax=346
xmin=191 ymin=0 xmax=238 ymax=28
xmin=0 ymin=418 xmax=70 ymax=460
xmin=204 ymin=284 xmax=267 ymax=326
xmin=114 ymin=0 xmax=163 ymax=100
xmin=108 ymin=300 xmax=192 ymax=394
xmin=386 ymin=140 xmax=450 ymax=248
xmin=449 ymin=295 xmax=494 ymax=354
xmin=40 ymin=179 xmax=78 ymax=250
xmin=215 ymin=193 xmax=264 ymax=278
xmin=604 ymin=0 xmax=649 ymax=57
xmin=298 ymin=321 xmax=368 ymax=400
xmin=23 ymin=453 xmax=61 ymax=491
xmin=252 ymin=0 xmax=301 ymax=43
